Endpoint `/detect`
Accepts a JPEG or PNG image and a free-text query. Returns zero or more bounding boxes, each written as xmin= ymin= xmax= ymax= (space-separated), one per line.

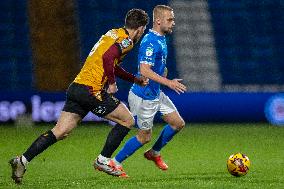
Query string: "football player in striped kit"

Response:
xmin=9 ymin=8 xmax=149 ymax=183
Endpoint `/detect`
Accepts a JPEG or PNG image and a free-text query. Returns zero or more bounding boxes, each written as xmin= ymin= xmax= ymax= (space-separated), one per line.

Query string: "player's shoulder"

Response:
xmin=106 ymin=28 xmax=132 ymax=49
xmin=104 ymin=29 xmax=120 ymax=40
xmin=141 ymin=33 xmax=159 ymax=48
xmin=142 ymin=31 xmax=157 ymax=41
xmin=105 ymin=28 xmax=129 ymax=40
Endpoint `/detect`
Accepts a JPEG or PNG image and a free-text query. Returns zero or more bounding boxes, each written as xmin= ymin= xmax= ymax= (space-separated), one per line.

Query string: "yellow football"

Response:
xmin=227 ymin=153 xmax=250 ymax=177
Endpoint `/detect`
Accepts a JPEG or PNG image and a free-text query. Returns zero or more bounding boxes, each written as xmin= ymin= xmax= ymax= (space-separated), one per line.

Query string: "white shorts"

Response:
xmin=128 ymin=91 xmax=177 ymax=130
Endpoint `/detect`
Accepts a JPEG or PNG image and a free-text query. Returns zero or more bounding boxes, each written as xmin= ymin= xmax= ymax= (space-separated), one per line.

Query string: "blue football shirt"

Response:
xmin=131 ymin=29 xmax=168 ymax=100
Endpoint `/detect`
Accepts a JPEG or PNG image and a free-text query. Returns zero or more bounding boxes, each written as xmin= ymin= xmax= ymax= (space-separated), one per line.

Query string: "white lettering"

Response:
xmin=0 ymin=101 xmax=26 ymax=121
xmin=31 ymin=95 xmax=41 ymax=122
xmin=31 ymin=95 xmax=64 ymax=122
xmin=54 ymin=101 xmax=64 ymax=119
xmin=0 ymin=101 xmax=11 ymax=121
xmin=10 ymin=101 xmax=26 ymax=120
xmin=40 ymin=101 xmax=55 ymax=122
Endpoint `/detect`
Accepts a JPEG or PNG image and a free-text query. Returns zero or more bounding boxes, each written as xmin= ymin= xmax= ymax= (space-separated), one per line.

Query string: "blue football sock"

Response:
xmin=115 ymin=136 xmax=143 ymax=163
xmin=152 ymin=124 xmax=178 ymax=152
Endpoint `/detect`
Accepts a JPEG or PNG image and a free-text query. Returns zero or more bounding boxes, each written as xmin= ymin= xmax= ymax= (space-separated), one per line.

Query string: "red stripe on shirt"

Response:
xmin=102 ymin=43 xmax=121 ymax=84
xmin=114 ymin=65 xmax=135 ymax=83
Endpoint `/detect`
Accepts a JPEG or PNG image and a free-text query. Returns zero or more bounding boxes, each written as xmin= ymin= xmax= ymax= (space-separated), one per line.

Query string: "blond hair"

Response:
xmin=153 ymin=5 xmax=173 ymax=21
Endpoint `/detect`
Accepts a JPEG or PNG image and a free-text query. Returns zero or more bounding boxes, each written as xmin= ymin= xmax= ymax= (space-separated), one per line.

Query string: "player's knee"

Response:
xmin=137 ymin=134 xmax=151 ymax=144
xmin=128 ymin=116 xmax=135 ymax=126
xmin=171 ymin=119 xmax=185 ymax=131
xmin=144 ymin=136 xmax=152 ymax=144
xmin=52 ymin=126 xmax=70 ymax=140
xmin=58 ymin=133 xmax=69 ymax=140
xmin=177 ymin=119 xmax=185 ymax=130
xmin=179 ymin=119 xmax=185 ymax=129
xmin=119 ymin=116 xmax=135 ymax=128
xmin=54 ymin=132 xmax=70 ymax=140
xmin=137 ymin=130 xmax=152 ymax=144
xmin=143 ymin=135 xmax=152 ymax=144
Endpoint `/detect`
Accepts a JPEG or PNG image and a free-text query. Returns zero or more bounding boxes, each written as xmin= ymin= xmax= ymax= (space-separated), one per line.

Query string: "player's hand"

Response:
xmin=107 ymin=83 xmax=118 ymax=94
xmin=168 ymin=79 xmax=187 ymax=94
xmin=134 ymin=76 xmax=149 ymax=86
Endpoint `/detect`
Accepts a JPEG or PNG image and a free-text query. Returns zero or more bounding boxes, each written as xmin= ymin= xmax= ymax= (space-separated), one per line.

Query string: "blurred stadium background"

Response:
xmin=1 ymin=0 xmax=284 ymax=124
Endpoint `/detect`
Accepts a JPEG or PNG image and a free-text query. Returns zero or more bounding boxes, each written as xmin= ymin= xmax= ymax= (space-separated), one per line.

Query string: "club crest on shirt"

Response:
xmin=146 ymin=47 xmax=153 ymax=56
xmin=120 ymin=39 xmax=131 ymax=49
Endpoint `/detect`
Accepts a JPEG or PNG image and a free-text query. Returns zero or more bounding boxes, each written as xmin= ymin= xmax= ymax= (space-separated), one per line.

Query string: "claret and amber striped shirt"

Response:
xmin=74 ymin=27 xmax=135 ymax=92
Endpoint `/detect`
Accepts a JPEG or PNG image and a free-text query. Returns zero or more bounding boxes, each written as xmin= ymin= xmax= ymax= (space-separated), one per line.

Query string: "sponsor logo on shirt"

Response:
xmin=92 ymin=106 xmax=106 ymax=115
xmin=146 ymin=47 xmax=153 ymax=56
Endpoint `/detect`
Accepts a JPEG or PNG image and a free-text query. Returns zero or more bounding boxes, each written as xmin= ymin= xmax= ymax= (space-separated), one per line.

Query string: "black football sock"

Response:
xmin=100 ymin=124 xmax=130 ymax=158
xmin=23 ymin=130 xmax=57 ymax=162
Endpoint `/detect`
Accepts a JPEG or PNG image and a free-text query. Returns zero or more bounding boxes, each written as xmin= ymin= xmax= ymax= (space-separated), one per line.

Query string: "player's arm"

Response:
xmin=114 ymin=66 xmax=148 ymax=86
xmin=140 ymin=63 xmax=186 ymax=94
xmin=102 ymin=43 xmax=120 ymax=93
xmin=139 ymin=42 xmax=186 ymax=94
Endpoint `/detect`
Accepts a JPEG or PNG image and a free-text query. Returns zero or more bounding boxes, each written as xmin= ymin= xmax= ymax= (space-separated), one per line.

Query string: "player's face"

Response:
xmin=133 ymin=26 xmax=146 ymax=44
xmin=160 ymin=10 xmax=175 ymax=34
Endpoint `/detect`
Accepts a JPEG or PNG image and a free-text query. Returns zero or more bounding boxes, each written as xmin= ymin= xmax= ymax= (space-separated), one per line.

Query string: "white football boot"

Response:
xmin=9 ymin=156 xmax=26 ymax=184
xmin=93 ymin=158 xmax=128 ymax=177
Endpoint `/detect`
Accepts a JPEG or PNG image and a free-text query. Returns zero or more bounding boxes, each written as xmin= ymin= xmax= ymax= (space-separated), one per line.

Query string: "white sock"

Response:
xmin=151 ymin=149 xmax=160 ymax=156
xmin=98 ymin=154 xmax=109 ymax=163
xmin=112 ymin=158 xmax=122 ymax=166
xmin=20 ymin=155 xmax=29 ymax=166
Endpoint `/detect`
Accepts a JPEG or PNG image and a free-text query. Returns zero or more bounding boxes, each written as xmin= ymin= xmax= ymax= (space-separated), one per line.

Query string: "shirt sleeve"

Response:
xmin=139 ymin=42 xmax=156 ymax=66
xmin=102 ymin=43 xmax=121 ymax=84
xmin=114 ymin=65 xmax=135 ymax=83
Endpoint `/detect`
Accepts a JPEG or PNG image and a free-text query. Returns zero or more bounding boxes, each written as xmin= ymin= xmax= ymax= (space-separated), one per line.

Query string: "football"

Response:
xmin=227 ymin=153 xmax=250 ymax=177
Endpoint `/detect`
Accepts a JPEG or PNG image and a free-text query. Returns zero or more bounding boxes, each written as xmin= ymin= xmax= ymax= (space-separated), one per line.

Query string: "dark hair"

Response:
xmin=125 ymin=9 xmax=149 ymax=29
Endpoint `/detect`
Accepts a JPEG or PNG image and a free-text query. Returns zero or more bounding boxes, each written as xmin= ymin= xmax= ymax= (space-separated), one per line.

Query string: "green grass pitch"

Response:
xmin=0 ymin=123 xmax=284 ymax=188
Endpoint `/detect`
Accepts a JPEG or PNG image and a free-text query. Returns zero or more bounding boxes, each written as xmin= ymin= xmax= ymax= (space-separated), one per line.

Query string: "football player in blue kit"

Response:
xmin=108 ymin=5 xmax=187 ymax=177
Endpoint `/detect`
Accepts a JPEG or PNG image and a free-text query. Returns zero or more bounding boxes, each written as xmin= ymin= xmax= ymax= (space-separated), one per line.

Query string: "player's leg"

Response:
xmin=10 ymin=111 xmax=82 ymax=184
xmin=110 ymin=91 xmax=157 ymax=177
xmin=9 ymin=82 xmax=86 ymax=184
xmin=26 ymin=111 xmax=81 ymax=161
xmin=113 ymin=129 xmax=152 ymax=164
xmin=114 ymin=90 xmax=157 ymax=164
xmin=94 ymin=102 xmax=135 ymax=177
xmin=98 ymin=102 xmax=134 ymax=158
xmin=113 ymin=91 xmax=146 ymax=164
xmin=145 ymin=92 xmax=185 ymax=170
xmin=152 ymin=110 xmax=185 ymax=152
xmin=110 ymin=129 xmax=151 ymax=178
xmin=95 ymin=91 xmax=157 ymax=177
xmin=145 ymin=111 xmax=184 ymax=170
